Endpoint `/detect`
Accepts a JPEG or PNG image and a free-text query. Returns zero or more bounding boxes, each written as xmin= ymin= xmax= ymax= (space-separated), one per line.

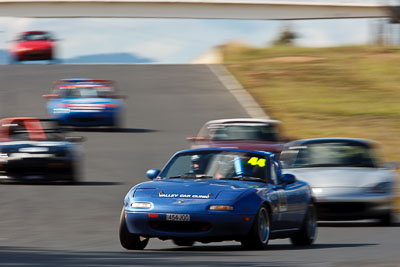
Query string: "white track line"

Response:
xmin=208 ymin=64 xmax=269 ymax=119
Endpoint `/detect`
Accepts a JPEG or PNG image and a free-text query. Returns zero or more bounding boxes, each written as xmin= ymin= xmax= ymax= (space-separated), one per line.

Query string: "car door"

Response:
xmin=275 ymin=158 xmax=308 ymax=229
xmin=279 ymin=177 xmax=307 ymax=229
xmin=269 ymin=160 xmax=290 ymax=230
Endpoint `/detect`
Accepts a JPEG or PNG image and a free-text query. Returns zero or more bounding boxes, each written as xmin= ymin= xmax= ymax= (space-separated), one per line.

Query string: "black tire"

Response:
xmin=377 ymin=211 xmax=393 ymax=226
xmin=173 ymin=239 xmax=195 ymax=247
xmin=119 ymin=209 xmax=149 ymax=250
xmin=290 ymin=202 xmax=317 ymax=246
xmin=68 ymin=173 xmax=77 ymax=185
xmin=66 ymin=164 xmax=77 ymax=184
xmin=68 ymin=157 xmax=81 ymax=184
xmin=241 ymin=205 xmax=270 ymax=250
xmin=111 ymin=122 xmax=121 ymax=132
xmin=8 ymin=55 xmax=19 ymax=64
xmin=49 ymin=58 xmax=61 ymax=64
xmin=111 ymin=113 xmax=124 ymax=131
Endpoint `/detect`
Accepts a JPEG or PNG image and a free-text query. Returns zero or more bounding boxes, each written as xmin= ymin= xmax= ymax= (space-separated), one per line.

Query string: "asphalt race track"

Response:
xmin=0 ymin=65 xmax=399 ymax=267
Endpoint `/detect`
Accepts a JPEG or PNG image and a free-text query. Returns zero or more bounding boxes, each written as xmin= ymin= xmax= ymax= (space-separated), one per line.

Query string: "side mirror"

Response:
xmin=65 ymin=136 xmax=85 ymax=143
xmin=42 ymin=94 xmax=59 ymax=99
xmin=146 ymin=169 xmax=160 ymax=180
xmin=281 ymin=173 xmax=296 ymax=184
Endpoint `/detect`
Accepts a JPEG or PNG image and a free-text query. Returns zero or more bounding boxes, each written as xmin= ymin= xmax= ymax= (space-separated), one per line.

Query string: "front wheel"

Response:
xmin=111 ymin=112 xmax=124 ymax=131
xmin=377 ymin=211 xmax=393 ymax=226
xmin=49 ymin=58 xmax=61 ymax=64
xmin=119 ymin=209 xmax=149 ymax=250
xmin=290 ymin=202 xmax=317 ymax=246
xmin=241 ymin=205 xmax=270 ymax=250
xmin=8 ymin=55 xmax=19 ymax=64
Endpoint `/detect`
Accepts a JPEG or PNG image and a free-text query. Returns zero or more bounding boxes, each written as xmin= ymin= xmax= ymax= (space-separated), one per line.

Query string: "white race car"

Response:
xmin=280 ymin=138 xmax=397 ymax=225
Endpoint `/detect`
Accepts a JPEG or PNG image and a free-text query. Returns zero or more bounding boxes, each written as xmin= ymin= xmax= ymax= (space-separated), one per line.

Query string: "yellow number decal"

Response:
xmin=247 ymin=157 xmax=266 ymax=167
xmin=257 ymin=158 xmax=266 ymax=167
xmin=248 ymin=157 xmax=258 ymax=165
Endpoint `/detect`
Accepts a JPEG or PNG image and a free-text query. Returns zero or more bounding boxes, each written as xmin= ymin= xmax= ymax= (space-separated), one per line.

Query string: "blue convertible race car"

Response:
xmin=44 ymin=78 xmax=125 ymax=128
xmin=119 ymin=148 xmax=317 ymax=250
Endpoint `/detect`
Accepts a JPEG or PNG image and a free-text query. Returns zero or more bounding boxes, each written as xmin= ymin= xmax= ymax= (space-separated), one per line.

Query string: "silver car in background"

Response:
xmin=280 ymin=138 xmax=397 ymax=225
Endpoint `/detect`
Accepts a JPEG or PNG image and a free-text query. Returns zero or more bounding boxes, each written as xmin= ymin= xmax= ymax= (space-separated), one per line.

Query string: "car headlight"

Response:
xmin=209 ymin=205 xmax=234 ymax=211
xmin=365 ymin=182 xmax=392 ymax=194
xmin=131 ymin=202 xmax=153 ymax=209
xmin=0 ymin=153 xmax=9 ymax=163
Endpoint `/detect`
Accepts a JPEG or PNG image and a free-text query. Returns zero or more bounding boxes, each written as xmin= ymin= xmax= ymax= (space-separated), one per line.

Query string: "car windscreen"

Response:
xmin=22 ymin=32 xmax=51 ymax=41
xmin=207 ymin=124 xmax=279 ymax=142
xmin=39 ymin=121 xmax=66 ymax=141
xmin=60 ymin=86 xmax=115 ymax=98
xmin=159 ymin=151 xmax=268 ymax=182
xmin=280 ymin=142 xmax=378 ymax=168
xmin=6 ymin=120 xmax=65 ymax=141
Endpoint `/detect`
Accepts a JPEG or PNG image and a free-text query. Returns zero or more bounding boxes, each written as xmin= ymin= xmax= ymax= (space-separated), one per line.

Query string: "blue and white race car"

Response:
xmin=119 ymin=148 xmax=317 ymax=250
xmin=44 ymin=79 xmax=125 ymax=128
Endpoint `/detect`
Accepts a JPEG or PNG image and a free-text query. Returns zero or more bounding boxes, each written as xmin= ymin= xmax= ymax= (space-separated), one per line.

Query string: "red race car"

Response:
xmin=9 ymin=31 xmax=57 ymax=63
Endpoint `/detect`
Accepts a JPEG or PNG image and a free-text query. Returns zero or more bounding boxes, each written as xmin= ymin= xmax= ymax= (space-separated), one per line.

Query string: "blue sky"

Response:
xmin=0 ymin=17 xmax=374 ymax=63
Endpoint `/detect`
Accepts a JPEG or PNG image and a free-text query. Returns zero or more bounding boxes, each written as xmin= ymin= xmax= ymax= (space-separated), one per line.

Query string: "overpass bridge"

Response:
xmin=0 ymin=0 xmax=398 ymax=20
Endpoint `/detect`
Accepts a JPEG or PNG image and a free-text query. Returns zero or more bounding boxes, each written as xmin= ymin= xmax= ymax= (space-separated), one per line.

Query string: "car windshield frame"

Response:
xmin=21 ymin=32 xmax=51 ymax=41
xmin=159 ymin=150 xmax=270 ymax=183
xmin=200 ymin=123 xmax=280 ymax=142
xmin=5 ymin=120 xmax=66 ymax=142
xmin=56 ymin=84 xmax=116 ymax=98
xmin=280 ymin=141 xmax=380 ymax=169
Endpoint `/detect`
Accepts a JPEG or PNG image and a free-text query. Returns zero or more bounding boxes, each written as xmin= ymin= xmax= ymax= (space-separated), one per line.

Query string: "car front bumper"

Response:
xmin=314 ymin=194 xmax=393 ymax=220
xmin=0 ymin=157 xmax=74 ymax=182
xmin=17 ymin=49 xmax=53 ymax=60
xmin=55 ymin=111 xmax=118 ymax=127
xmin=125 ymin=210 xmax=255 ymax=241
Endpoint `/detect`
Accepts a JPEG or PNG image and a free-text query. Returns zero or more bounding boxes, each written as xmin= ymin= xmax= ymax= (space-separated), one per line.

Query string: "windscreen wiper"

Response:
xmin=220 ymin=176 xmax=266 ymax=183
xmin=167 ymin=175 xmax=213 ymax=179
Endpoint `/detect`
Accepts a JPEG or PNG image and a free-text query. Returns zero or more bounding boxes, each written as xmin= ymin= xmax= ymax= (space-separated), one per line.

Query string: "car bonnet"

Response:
xmin=135 ymin=178 xmax=260 ymax=200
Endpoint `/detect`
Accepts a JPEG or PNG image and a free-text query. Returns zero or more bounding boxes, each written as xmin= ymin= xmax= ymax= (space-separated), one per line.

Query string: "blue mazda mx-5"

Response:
xmin=44 ymin=79 xmax=125 ymax=128
xmin=119 ymin=148 xmax=317 ymax=250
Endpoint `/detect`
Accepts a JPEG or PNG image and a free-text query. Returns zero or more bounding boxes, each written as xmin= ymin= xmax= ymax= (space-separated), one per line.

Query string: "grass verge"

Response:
xmin=222 ymin=44 xmax=400 ymax=211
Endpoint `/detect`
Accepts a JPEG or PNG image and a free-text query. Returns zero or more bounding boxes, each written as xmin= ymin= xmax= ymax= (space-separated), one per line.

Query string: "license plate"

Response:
xmin=166 ymin=213 xmax=190 ymax=221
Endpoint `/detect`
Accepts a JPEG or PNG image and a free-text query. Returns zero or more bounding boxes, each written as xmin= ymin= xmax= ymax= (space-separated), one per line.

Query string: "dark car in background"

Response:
xmin=0 ymin=117 xmax=83 ymax=183
xmin=280 ymin=138 xmax=397 ymax=225
xmin=9 ymin=31 xmax=57 ymax=63
xmin=187 ymin=118 xmax=287 ymax=156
